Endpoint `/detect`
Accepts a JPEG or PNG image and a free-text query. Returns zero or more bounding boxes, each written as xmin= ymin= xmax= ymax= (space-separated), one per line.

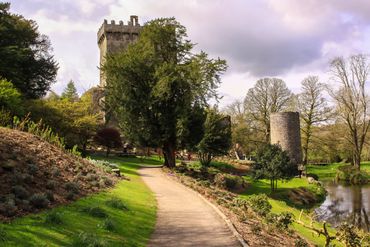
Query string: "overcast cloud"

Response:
xmin=8 ymin=0 xmax=370 ymax=106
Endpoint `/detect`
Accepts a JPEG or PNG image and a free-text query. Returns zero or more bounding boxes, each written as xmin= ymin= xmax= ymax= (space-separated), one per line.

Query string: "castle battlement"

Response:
xmin=97 ymin=15 xmax=141 ymax=45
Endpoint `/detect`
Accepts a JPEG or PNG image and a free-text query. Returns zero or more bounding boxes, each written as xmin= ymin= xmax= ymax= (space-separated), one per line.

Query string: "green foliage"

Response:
xmin=0 ymin=79 xmax=22 ymax=114
xmin=72 ymin=232 xmax=107 ymax=247
xmin=100 ymin=218 xmax=116 ymax=232
xmin=61 ymin=80 xmax=78 ymax=102
xmin=105 ymin=197 xmax=128 ymax=210
xmin=94 ymin=128 xmax=122 ymax=156
xmin=0 ymin=3 xmax=58 ymax=99
xmin=65 ymin=182 xmax=79 ymax=194
xmin=11 ymin=185 xmax=29 ymax=199
xmin=26 ymin=90 xmax=101 ymax=153
xmin=336 ymin=223 xmax=362 ymax=247
xmin=197 ymin=109 xmax=232 ymax=167
xmin=252 ymin=144 xmax=297 ymax=192
xmin=336 ymin=165 xmax=369 ymax=185
xmin=82 ymin=206 xmax=107 ymax=218
xmin=266 ymin=212 xmax=294 ymax=230
xmin=44 ymin=211 xmax=63 ymax=225
xmin=103 ymin=17 xmax=227 ymax=167
xmin=247 ymin=194 xmax=272 ymax=217
xmin=29 ymin=193 xmax=49 ymax=208
xmin=0 ymin=108 xmax=12 ymax=126
xmin=213 ymin=173 xmax=245 ymax=191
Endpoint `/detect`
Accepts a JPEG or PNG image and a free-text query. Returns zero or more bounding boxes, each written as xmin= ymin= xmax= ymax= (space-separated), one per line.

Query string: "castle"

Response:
xmin=97 ymin=16 xmax=141 ymax=87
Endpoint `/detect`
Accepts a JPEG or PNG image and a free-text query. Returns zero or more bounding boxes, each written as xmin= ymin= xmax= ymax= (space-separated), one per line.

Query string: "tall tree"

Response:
xmin=103 ymin=18 xmax=227 ymax=167
xmin=197 ymin=109 xmax=232 ymax=167
xmin=61 ymin=80 xmax=79 ymax=102
xmin=244 ymin=78 xmax=292 ymax=142
xmin=0 ymin=3 xmax=58 ymax=99
xmin=298 ymin=76 xmax=332 ymax=165
xmin=329 ymin=54 xmax=370 ymax=170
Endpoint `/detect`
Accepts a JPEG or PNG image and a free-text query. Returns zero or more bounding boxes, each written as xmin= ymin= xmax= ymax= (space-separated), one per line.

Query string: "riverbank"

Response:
xmin=307 ymin=162 xmax=370 ymax=182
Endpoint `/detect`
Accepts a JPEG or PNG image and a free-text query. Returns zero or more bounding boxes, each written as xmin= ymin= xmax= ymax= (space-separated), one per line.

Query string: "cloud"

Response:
xmin=7 ymin=0 xmax=370 ymax=106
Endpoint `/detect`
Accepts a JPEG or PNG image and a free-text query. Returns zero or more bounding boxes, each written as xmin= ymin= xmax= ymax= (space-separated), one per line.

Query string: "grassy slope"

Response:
xmin=0 ymin=156 xmax=161 ymax=247
xmin=241 ymin=177 xmax=341 ymax=246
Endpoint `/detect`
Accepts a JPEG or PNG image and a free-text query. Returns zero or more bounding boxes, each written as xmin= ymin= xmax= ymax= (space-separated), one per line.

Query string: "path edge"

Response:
xmin=159 ymin=169 xmax=249 ymax=247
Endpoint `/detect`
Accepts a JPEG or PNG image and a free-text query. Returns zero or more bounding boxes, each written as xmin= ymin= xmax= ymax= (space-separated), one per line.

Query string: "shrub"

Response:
xmin=51 ymin=167 xmax=60 ymax=177
xmin=65 ymin=182 xmax=79 ymax=194
xmin=86 ymin=173 xmax=99 ymax=182
xmin=29 ymin=193 xmax=49 ymax=208
xmin=294 ymin=238 xmax=309 ymax=247
xmin=0 ymin=199 xmax=17 ymax=217
xmin=105 ymin=198 xmax=128 ymax=210
xmin=214 ymin=173 xmax=245 ymax=191
xmin=336 ymin=165 xmax=369 ymax=185
xmin=266 ymin=212 xmax=294 ymax=230
xmin=44 ymin=211 xmax=63 ymax=224
xmin=102 ymin=177 xmax=113 ymax=186
xmin=46 ymin=180 xmax=57 ymax=190
xmin=11 ymin=185 xmax=29 ymax=200
xmin=0 ymin=225 xmax=7 ymax=242
xmin=72 ymin=232 xmax=107 ymax=247
xmin=27 ymin=163 xmax=38 ymax=175
xmin=94 ymin=128 xmax=122 ymax=157
xmin=82 ymin=206 xmax=107 ymax=218
xmin=23 ymin=174 xmax=33 ymax=184
xmin=101 ymin=218 xmax=116 ymax=231
xmin=336 ymin=223 xmax=361 ymax=247
xmin=45 ymin=191 xmax=55 ymax=202
xmin=247 ymin=194 xmax=272 ymax=217
xmin=65 ymin=191 xmax=75 ymax=200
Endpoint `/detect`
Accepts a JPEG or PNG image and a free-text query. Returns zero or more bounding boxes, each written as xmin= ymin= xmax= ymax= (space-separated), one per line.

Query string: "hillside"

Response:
xmin=0 ymin=127 xmax=117 ymax=220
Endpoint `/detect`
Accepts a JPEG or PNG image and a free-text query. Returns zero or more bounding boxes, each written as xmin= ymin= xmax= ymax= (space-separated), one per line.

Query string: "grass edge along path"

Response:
xmin=0 ymin=156 xmax=160 ymax=247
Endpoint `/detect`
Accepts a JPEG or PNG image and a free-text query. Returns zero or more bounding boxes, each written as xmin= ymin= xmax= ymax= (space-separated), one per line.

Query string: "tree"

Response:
xmin=103 ymin=18 xmax=227 ymax=167
xmin=94 ymin=128 xmax=122 ymax=157
xmin=328 ymin=54 xmax=370 ymax=170
xmin=244 ymin=78 xmax=292 ymax=142
xmin=251 ymin=144 xmax=297 ymax=192
xmin=61 ymin=80 xmax=79 ymax=102
xmin=0 ymin=3 xmax=58 ymax=99
xmin=197 ymin=109 xmax=232 ymax=167
xmin=0 ymin=78 xmax=22 ymax=113
xmin=298 ymin=76 xmax=332 ymax=165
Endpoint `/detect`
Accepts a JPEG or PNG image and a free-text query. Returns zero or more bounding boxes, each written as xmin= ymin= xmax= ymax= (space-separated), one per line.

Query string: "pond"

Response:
xmin=315 ymin=182 xmax=370 ymax=231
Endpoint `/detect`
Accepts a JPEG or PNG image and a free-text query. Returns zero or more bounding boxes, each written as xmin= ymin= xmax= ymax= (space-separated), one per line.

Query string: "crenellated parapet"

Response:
xmin=97 ymin=16 xmax=141 ymax=45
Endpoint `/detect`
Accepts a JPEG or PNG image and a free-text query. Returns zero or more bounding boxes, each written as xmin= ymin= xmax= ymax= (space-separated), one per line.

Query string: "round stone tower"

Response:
xmin=270 ymin=112 xmax=302 ymax=166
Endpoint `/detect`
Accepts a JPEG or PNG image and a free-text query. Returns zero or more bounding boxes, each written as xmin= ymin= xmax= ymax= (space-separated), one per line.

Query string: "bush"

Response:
xmin=23 ymin=174 xmax=33 ymax=184
xmin=29 ymin=193 xmax=49 ymax=208
xmin=0 ymin=199 xmax=17 ymax=217
xmin=336 ymin=165 xmax=369 ymax=185
xmin=46 ymin=180 xmax=57 ymax=190
xmin=27 ymin=163 xmax=38 ymax=175
xmin=44 ymin=211 xmax=63 ymax=225
xmin=82 ymin=206 xmax=107 ymax=218
xmin=51 ymin=167 xmax=60 ymax=177
xmin=294 ymin=238 xmax=309 ymax=247
xmin=266 ymin=212 xmax=294 ymax=230
xmin=247 ymin=194 xmax=272 ymax=217
xmin=214 ymin=173 xmax=245 ymax=191
xmin=45 ymin=191 xmax=55 ymax=202
xmin=94 ymin=128 xmax=122 ymax=157
xmin=11 ymin=185 xmax=29 ymax=199
xmin=72 ymin=232 xmax=107 ymax=247
xmin=65 ymin=182 xmax=79 ymax=194
xmin=86 ymin=173 xmax=99 ymax=182
xmin=105 ymin=198 xmax=128 ymax=210
xmin=101 ymin=218 xmax=116 ymax=231
xmin=65 ymin=191 xmax=75 ymax=200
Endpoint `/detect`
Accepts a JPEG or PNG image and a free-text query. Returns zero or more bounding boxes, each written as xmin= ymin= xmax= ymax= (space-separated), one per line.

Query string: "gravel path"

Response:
xmin=139 ymin=167 xmax=241 ymax=247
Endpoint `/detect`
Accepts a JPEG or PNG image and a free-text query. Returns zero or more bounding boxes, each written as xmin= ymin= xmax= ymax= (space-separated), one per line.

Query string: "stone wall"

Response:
xmin=270 ymin=112 xmax=302 ymax=166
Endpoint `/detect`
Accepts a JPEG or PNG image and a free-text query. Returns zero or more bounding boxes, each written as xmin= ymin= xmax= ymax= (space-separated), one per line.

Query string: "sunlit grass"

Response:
xmin=0 ymin=156 xmax=160 ymax=247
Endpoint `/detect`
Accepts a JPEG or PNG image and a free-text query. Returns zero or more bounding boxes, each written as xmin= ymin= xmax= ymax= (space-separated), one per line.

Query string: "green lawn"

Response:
xmin=0 ymin=156 xmax=161 ymax=247
xmin=241 ymin=177 xmax=341 ymax=246
xmin=307 ymin=162 xmax=370 ymax=182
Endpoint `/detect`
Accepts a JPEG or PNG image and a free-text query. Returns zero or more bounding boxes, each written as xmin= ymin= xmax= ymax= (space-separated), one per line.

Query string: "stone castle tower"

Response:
xmin=270 ymin=112 xmax=302 ymax=167
xmin=97 ymin=16 xmax=141 ymax=87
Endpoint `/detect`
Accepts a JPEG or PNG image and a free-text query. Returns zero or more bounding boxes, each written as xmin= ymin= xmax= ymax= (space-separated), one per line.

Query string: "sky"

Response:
xmin=8 ymin=0 xmax=370 ymax=107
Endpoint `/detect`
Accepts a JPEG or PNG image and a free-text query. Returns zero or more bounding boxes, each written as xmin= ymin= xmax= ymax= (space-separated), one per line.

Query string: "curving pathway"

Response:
xmin=139 ymin=167 xmax=241 ymax=247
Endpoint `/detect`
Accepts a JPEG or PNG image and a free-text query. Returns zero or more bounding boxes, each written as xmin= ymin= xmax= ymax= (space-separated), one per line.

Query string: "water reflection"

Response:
xmin=315 ymin=182 xmax=370 ymax=231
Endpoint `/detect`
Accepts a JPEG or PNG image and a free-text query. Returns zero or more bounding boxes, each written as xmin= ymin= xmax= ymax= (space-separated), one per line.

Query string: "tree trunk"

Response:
xmin=163 ymin=143 xmax=176 ymax=168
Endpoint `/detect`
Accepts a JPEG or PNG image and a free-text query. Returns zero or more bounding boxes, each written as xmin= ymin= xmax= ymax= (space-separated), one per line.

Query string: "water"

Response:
xmin=315 ymin=182 xmax=370 ymax=231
